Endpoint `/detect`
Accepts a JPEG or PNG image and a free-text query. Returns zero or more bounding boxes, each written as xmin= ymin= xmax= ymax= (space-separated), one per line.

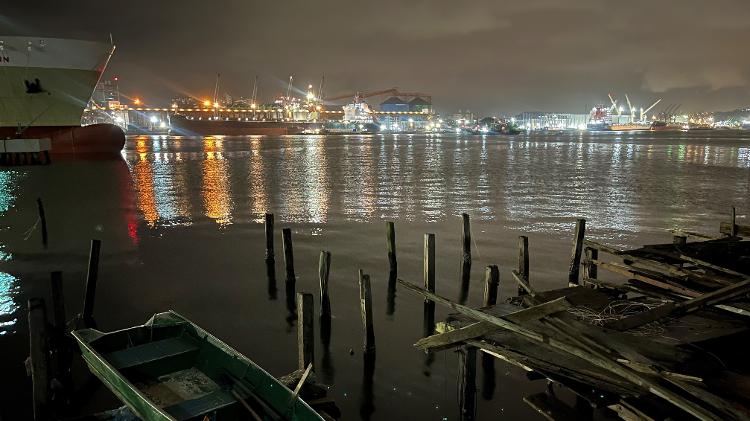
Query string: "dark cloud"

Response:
xmin=3 ymin=0 xmax=749 ymax=114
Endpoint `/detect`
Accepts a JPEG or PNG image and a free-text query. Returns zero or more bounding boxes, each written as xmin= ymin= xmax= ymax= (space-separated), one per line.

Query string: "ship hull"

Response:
xmin=0 ymin=124 xmax=125 ymax=157
xmin=170 ymin=115 xmax=321 ymax=136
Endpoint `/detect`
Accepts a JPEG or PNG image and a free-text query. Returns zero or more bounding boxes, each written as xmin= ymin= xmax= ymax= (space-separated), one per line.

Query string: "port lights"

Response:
xmin=380 ymin=124 xmax=387 ymax=131
xmin=203 ymin=100 xmax=211 ymax=107
xmin=149 ymin=115 xmax=158 ymax=124
xmin=133 ymin=98 xmax=141 ymax=105
xmin=213 ymin=102 xmax=220 ymax=108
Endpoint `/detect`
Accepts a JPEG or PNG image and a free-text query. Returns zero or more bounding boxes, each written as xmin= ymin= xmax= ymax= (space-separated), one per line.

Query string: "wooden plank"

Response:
xmin=583 ymin=247 xmax=598 ymax=281
xmin=106 ymin=337 xmax=199 ymax=370
xmin=594 ymin=260 xmax=702 ymax=298
xmin=415 ymin=297 xmax=572 ymax=351
xmin=512 ymin=270 xmax=535 ymax=296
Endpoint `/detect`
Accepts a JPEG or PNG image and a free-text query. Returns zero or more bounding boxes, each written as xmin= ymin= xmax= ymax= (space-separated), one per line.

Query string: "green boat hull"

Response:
xmin=72 ymin=311 xmax=323 ymax=421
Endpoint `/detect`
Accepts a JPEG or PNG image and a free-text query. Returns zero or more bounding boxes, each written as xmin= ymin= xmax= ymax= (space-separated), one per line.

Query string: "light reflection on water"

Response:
xmin=121 ymin=133 xmax=750 ymax=241
xmin=0 ymin=172 xmax=20 ymax=334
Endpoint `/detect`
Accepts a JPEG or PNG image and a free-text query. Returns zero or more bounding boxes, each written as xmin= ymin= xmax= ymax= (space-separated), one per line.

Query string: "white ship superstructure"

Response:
xmin=0 ymin=36 xmax=114 ymax=129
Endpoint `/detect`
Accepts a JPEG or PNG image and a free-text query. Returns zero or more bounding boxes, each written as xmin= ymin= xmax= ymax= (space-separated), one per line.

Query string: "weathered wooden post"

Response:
xmin=731 ymin=206 xmax=738 ymax=237
xmin=82 ymin=239 xmax=101 ymax=327
xmin=36 ymin=198 xmax=48 ymax=248
xmin=582 ymin=247 xmax=598 ymax=282
xmin=458 ymin=346 xmax=477 ymax=421
xmin=319 ymin=251 xmax=332 ymax=316
xmin=386 ymin=221 xmax=397 ymax=280
xmin=423 ymin=233 xmax=436 ymax=334
xmin=359 ymin=270 xmax=375 ymax=352
xmin=386 ymin=221 xmax=398 ymax=316
xmin=673 ymin=235 xmax=687 ymax=247
xmin=568 ymin=218 xmax=586 ymax=287
xmin=460 ymin=214 xmax=472 ymax=303
xmin=282 ymin=228 xmax=295 ymax=282
xmin=28 ymin=298 xmax=49 ymax=420
xmin=517 ymin=236 xmax=529 ymax=295
xmin=296 ymin=292 xmax=314 ymax=370
xmin=483 ymin=265 xmax=499 ymax=307
xmin=424 ymin=233 xmax=436 ymax=294
xmin=264 ymin=213 xmax=275 ymax=262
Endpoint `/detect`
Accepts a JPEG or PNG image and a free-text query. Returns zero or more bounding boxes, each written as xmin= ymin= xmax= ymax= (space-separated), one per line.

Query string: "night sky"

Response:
xmin=3 ymin=0 xmax=750 ymax=115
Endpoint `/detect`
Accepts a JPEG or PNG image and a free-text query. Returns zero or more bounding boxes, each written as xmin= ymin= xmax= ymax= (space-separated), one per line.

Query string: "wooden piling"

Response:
xmin=386 ymin=221 xmax=397 ymax=280
xmin=673 ymin=235 xmax=687 ymax=247
xmin=319 ymin=251 xmax=332 ymax=316
xmin=517 ymin=236 xmax=529 ymax=295
xmin=49 ymin=271 xmax=66 ymax=331
xmin=458 ymin=346 xmax=477 ymax=421
xmin=568 ymin=218 xmax=586 ymax=286
xmin=264 ymin=213 xmax=275 ymax=261
xmin=731 ymin=206 xmax=738 ymax=237
xmin=460 ymin=213 xmax=471 ymax=282
xmin=483 ymin=265 xmax=499 ymax=307
xmin=282 ymin=228 xmax=295 ymax=282
xmin=424 ymin=233 xmax=436 ymax=294
xmin=582 ymin=247 xmax=598 ymax=282
xmin=82 ymin=239 xmax=101 ymax=327
xmin=28 ymin=298 xmax=49 ymax=420
xmin=296 ymin=292 xmax=314 ymax=370
xmin=359 ymin=270 xmax=375 ymax=352
xmin=36 ymin=198 xmax=48 ymax=248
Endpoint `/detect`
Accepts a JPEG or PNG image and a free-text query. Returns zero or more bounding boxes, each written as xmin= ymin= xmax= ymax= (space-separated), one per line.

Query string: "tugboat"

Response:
xmin=322 ymin=94 xmax=380 ymax=134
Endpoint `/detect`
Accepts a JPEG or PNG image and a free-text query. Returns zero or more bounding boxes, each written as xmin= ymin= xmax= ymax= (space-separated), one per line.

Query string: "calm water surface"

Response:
xmin=1 ymin=131 xmax=749 ymax=419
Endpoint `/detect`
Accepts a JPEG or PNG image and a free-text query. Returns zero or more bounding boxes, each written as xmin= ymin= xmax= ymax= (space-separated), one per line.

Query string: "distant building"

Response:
xmin=92 ymin=79 xmax=118 ymax=107
xmin=408 ymin=97 xmax=431 ymax=113
xmin=379 ymin=96 xmax=409 ymax=112
xmin=515 ymin=111 xmax=589 ymax=130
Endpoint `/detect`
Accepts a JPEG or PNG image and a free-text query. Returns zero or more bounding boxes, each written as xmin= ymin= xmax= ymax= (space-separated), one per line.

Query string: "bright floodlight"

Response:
xmin=380 ymin=124 xmax=387 ymax=131
xmin=149 ymin=115 xmax=158 ymax=123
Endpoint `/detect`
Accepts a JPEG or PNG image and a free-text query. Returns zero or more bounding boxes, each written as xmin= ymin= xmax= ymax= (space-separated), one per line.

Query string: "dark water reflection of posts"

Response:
xmin=360 ymin=351 xmax=376 ymax=421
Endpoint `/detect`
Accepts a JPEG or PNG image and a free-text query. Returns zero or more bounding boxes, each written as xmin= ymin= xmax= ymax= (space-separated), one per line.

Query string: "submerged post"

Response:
xmin=82 ymin=239 xmax=101 ymax=327
xmin=424 ymin=233 xmax=436 ymax=294
xmin=359 ymin=270 xmax=375 ymax=352
xmin=50 ymin=271 xmax=66 ymax=332
xmin=319 ymin=251 xmax=332 ymax=316
xmin=483 ymin=265 xmax=499 ymax=307
xmin=582 ymin=247 xmax=598 ymax=282
xmin=264 ymin=213 xmax=275 ymax=262
xmin=517 ymin=236 xmax=529 ymax=295
xmin=28 ymin=298 xmax=49 ymax=421
xmin=568 ymin=218 xmax=586 ymax=287
xmin=458 ymin=346 xmax=477 ymax=421
xmin=282 ymin=228 xmax=295 ymax=282
xmin=386 ymin=221 xmax=397 ymax=280
xmin=296 ymin=292 xmax=314 ymax=370
xmin=36 ymin=198 xmax=48 ymax=248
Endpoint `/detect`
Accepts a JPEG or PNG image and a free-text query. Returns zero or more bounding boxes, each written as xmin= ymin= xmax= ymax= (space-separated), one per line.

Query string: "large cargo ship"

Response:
xmin=169 ymin=114 xmax=322 ymax=136
xmin=0 ymin=36 xmax=124 ymax=155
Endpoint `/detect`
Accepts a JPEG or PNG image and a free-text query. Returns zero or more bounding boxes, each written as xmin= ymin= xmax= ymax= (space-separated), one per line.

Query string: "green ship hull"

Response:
xmin=72 ymin=311 xmax=324 ymax=421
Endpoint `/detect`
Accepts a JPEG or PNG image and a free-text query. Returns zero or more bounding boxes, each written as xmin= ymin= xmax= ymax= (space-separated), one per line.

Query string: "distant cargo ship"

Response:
xmin=610 ymin=122 xmax=652 ymax=132
xmin=322 ymin=96 xmax=380 ymax=134
xmin=0 ymin=36 xmax=124 ymax=155
xmin=169 ymin=114 xmax=321 ymax=136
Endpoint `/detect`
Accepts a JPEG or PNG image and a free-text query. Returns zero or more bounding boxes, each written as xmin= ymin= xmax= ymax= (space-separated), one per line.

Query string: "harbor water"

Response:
xmin=1 ymin=131 xmax=749 ymax=419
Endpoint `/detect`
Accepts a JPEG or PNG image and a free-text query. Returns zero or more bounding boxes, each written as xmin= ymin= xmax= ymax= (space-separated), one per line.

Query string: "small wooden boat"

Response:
xmin=72 ymin=311 xmax=324 ymax=420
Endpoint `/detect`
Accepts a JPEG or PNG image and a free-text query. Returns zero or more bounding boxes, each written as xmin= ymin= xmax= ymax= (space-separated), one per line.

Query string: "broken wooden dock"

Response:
xmin=402 ymin=211 xmax=750 ymax=420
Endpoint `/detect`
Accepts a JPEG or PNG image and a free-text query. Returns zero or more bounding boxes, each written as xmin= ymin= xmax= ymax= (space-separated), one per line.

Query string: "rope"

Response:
xmin=22 ymin=217 xmax=40 ymax=240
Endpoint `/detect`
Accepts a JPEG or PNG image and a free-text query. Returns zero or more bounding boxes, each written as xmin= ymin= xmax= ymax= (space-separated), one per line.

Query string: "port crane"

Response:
xmin=608 ymin=93 xmax=621 ymax=115
xmin=326 ymin=87 xmax=432 ymax=104
xmin=640 ymin=98 xmax=662 ymax=120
